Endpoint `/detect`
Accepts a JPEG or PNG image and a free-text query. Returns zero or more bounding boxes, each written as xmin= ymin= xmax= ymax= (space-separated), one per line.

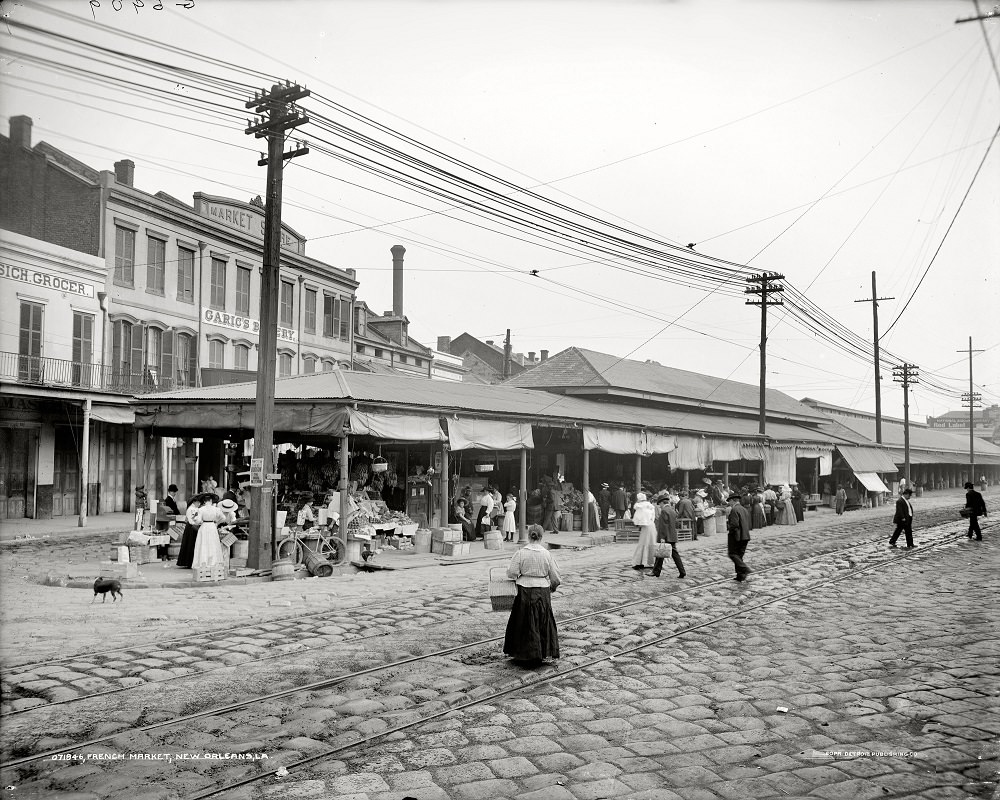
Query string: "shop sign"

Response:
xmin=248 ymin=458 xmax=264 ymax=487
xmin=200 ymin=200 xmax=303 ymax=251
xmin=202 ymin=307 xmax=298 ymax=343
xmin=0 ymin=262 xmax=96 ymax=298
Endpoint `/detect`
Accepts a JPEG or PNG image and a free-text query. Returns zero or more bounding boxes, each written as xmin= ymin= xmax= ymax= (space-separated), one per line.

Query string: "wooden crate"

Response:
xmin=483 ymin=531 xmax=504 ymax=551
xmin=613 ymin=520 xmax=641 ymax=542
xmin=489 ymin=567 xmax=517 ymax=611
xmin=676 ymin=519 xmax=694 ymax=542
xmin=441 ymin=541 xmax=471 ymax=557
xmin=99 ymin=561 xmax=139 ymax=579
xmin=194 ymin=564 xmax=227 ymax=582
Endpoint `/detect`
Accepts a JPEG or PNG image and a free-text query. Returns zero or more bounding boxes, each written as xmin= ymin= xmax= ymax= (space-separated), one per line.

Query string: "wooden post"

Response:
xmin=441 ymin=443 xmax=449 ymax=529
xmin=339 ymin=434 xmax=349 ymax=551
xmin=634 ymin=454 xmax=641 ymax=493
xmin=518 ymin=447 xmax=527 ymax=543
xmin=78 ymin=398 xmax=91 ymax=527
xmin=582 ymin=447 xmax=590 ymax=535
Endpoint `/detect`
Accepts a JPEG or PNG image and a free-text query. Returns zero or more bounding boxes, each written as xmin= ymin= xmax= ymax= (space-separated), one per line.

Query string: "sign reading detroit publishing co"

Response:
xmin=202 ymin=307 xmax=298 ymax=343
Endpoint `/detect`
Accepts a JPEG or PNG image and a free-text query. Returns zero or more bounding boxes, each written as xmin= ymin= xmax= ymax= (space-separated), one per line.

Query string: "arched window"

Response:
xmin=234 ymin=343 xmax=250 ymax=371
xmin=278 ymin=350 xmax=293 ymax=377
xmin=303 ymin=355 xmax=316 ymax=374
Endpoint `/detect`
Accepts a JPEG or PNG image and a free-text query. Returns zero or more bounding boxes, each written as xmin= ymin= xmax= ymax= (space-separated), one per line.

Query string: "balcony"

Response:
xmin=0 ymin=351 xmax=181 ymax=395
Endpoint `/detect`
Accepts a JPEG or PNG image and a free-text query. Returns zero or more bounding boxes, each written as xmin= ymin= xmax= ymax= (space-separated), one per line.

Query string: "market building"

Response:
xmin=926 ymin=404 xmax=1000 ymax=448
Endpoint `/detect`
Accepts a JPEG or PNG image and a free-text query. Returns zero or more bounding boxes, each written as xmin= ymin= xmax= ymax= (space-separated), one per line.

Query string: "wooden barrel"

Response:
xmin=167 ymin=543 xmax=182 ymax=559
xmin=413 ymin=529 xmax=431 ymax=553
xmin=715 ymin=511 xmax=727 ymax=534
xmin=272 ymin=558 xmax=295 ymax=581
xmin=304 ymin=552 xmax=333 ymax=578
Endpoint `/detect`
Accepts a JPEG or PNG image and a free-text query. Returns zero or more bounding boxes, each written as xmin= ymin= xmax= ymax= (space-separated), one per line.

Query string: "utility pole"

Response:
xmin=244 ymin=82 xmax=310 ymax=570
xmin=854 ymin=271 xmax=894 ymax=444
xmin=958 ymin=336 xmax=984 ymax=485
xmin=503 ymin=328 xmax=512 ymax=380
xmin=745 ymin=272 xmax=785 ymax=435
xmin=892 ymin=363 xmax=919 ymax=486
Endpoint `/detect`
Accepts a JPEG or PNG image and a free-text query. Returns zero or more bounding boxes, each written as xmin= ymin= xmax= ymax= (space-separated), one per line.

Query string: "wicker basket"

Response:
xmin=219 ymin=531 xmax=238 ymax=548
xmin=489 ymin=567 xmax=517 ymax=612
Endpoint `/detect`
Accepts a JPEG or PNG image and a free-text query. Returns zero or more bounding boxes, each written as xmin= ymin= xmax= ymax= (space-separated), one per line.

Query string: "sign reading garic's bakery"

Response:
xmin=193 ymin=193 xmax=306 ymax=254
xmin=202 ymin=307 xmax=298 ymax=343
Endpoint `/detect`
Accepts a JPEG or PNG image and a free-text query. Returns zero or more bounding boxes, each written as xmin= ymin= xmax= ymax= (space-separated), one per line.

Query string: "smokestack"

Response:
xmin=437 ymin=336 xmax=451 ymax=353
xmin=391 ymin=244 xmax=405 ymax=317
xmin=528 ymin=351 xmax=536 ymax=362
xmin=9 ymin=116 xmax=32 ymax=149
xmin=540 ymin=349 xmax=549 ymax=361
xmin=114 ymin=159 xmax=135 ymax=187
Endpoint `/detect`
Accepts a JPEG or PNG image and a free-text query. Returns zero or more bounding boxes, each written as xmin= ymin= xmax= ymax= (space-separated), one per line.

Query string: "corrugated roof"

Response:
xmin=135 ymin=369 xmax=847 ymax=445
xmin=505 ymin=347 xmax=826 ymax=422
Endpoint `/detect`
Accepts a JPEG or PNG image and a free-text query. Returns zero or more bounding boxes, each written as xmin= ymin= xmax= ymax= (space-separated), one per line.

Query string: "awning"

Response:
xmin=797 ymin=446 xmax=834 ymax=476
xmin=583 ymin=426 xmax=645 ymax=455
xmin=855 ymin=471 xmax=890 ymax=492
xmin=134 ymin=403 xmax=351 ymax=437
xmin=764 ymin=446 xmax=796 ymax=485
xmin=672 ymin=435 xmax=709 ymax=470
xmin=708 ymin=438 xmax=742 ymax=462
xmin=90 ymin=405 xmax=135 ymax=425
xmin=741 ymin=443 xmax=766 ymax=461
xmin=644 ymin=431 xmax=676 ymax=455
xmin=349 ymin=410 xmax=445 ymax=441
xmin=447 ymin=417 xmax=533 ymax=450
xmin=838 ymin=446 xmax=898 ymax=473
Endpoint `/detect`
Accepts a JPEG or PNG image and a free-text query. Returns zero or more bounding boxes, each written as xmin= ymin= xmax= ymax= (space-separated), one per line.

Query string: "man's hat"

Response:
xmin=901 ymin=487 xmax=914 ymax=495
xmin=601 ymin=483 xmax=609 ymax=488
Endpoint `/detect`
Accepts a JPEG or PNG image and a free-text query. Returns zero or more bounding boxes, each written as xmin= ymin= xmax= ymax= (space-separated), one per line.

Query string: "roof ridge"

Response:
xmin=568 ymin=347 xmax=610 ymax=388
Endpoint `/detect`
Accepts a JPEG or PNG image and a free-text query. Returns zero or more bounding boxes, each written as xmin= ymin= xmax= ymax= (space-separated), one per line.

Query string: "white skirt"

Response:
xmin=632 ymin=524 xmax=656 ymax=567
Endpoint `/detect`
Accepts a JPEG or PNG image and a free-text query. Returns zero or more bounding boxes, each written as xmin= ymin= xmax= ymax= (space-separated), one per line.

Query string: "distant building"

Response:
xmin=437 ymin=334 xmax=548 ymax=384
xmin=926 ymin=404 xmax=1000 ymax=447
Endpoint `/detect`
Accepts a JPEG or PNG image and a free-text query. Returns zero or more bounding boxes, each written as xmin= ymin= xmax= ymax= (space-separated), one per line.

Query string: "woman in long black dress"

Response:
xmin=504 ymin=525 xmax=561 ymax=666
xmin=175 ymin=494 xmax=207 ymax=568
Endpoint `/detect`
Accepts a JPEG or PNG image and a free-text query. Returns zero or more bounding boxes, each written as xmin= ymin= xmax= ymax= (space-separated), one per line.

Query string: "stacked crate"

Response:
xmin=430 ymin=527 xmax=462 ymax=554
xmin=613 ymin=519 xmax=641 ymax=543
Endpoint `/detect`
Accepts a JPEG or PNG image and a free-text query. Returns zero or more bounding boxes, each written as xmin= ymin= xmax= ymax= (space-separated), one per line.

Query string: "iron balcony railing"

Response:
xmin=0 ymin=351 xmax=189 ymax=395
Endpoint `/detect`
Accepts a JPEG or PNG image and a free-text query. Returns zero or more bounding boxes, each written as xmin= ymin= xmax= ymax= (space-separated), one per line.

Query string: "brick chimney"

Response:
xmin=527 ymin=351 xmax=536 ymax=362
xmin=391 ymin=244 xmax=405 ymax=317
xmin=437 ymin=336 xmax=451 ymax=353
xmin=540 ymin=349 xmax=549 ymax=361
xmin=10 ymin=116 xmax=33 ymax=149
xmin=114 ymin=159 xmax=135 ymax=187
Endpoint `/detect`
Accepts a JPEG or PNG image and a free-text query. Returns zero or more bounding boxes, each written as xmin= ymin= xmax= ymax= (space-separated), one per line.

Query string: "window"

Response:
xmin=323 ymin=294 xmax=337 ymax=338
xmin=236 ymin=266 xmax=252 ymax=316
xmin=278 ymin=352 xmax=292 ymax=377
xmin=356 ymin=307 xmax=366 ymax=336
xmin=177 ymin=246 xmax=195 ymax=303
xmin=72 ymin=311 xmax=94 ymax=386
xmin=146 ymin=237 xmax=166 ymax=295
xmin=304 ymin=289 xmax=317 ymax=334
xmin=210 ymin=258 xmax=227 ymax=309
xmin=398 ymin=354 xmax=407 ymax=364
xmin=111 ymin=318 xmax=143 ymax=389
xmin=176 ymin=333 xmax=195 ymax=387
xmin=114 ymin=226 xmax=135 ymax=286
xmin=374 ymin=348 xmax=383 ymax=358
xmin=303 ymin=355 xmax=316 ymax=374
xmin=339 ymin=298 xmax=351 ymax=339
xmin=146 ymin=326 xmax=162 ymax=384
xmin=208 ymin=339 xmax=225 ymax=369
xmin=18 ymin=301 xmax=44 ymax=381
xmin=355 ymin=343 xmax=365 ymax=354
xmin=414 ymin=357 xmax=423 ymax=367
xmin=322 ymin=359 xmax=336 ymax=373
xmin=279 ymin=281 xmax=294 ymax=327
xmin=234 ymin=344 xmax=249 ymax=371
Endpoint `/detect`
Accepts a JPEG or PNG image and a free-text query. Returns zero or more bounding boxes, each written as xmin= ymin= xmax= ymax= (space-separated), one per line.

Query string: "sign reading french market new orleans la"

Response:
xmin=202 ymin=307 xmax=298 ymax=343
xmin=0 ymin=262 xmax=96 ymax=297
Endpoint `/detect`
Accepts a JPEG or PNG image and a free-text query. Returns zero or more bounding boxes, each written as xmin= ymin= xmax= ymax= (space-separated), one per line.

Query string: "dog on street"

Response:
xmin=92 ymin=577 xmax=123 ymax=603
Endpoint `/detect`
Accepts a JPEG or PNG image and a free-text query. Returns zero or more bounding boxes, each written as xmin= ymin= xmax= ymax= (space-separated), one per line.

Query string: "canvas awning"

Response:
xmin=583 ymin=426 xmax=645 ymax=455
xmin=854 ymin=471 xmax=890 ymax=493
xmin=838 ymin=446 xmax=898 ymax=473
xmin=348 ymin=410 xmax=445 ymax=441
xmin=90 ymin=405 xmax=135 ymax=425
xmin=764 ymin=446 xmax=797 ymax=485
xmin=447 ymin=417 xmax=533 ymax=450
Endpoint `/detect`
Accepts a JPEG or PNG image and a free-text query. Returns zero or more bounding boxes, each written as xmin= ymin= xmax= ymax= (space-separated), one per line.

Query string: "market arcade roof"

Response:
xmin=132 ymin=368 xmax=858 ymax=448
xmin=503 ymin=347 xmax=826 ymax=426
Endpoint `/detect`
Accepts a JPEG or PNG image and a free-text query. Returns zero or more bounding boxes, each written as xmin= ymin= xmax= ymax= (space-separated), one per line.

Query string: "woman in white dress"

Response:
xmin=191 ymin=495 xmax=226 ymax=571
xmin=502 ymin=494 xmax=517 ymax=541
xmin=631 ymin=492 xmax=657 ymax=570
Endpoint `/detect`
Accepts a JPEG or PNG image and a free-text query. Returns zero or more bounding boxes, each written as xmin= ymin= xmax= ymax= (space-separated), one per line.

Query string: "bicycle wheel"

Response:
xmin=275 ymin=537 xmax=302 ymax=563
xmin=317 ymin=535 xmax=346 ymax=565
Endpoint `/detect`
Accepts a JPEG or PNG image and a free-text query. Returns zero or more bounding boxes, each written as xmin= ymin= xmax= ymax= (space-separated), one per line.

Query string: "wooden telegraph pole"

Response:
xmin=244 ymin=82 xmax=310 ymax=570
xmin=745 ymin=272 xmax=785 ymax=436
xmin=854 ymin=271 xmax=893 ymax=444
xmin=958 ymin=337 xmax=984 ymax=485
xmin=892 ymin=363 xmax=919 ymax=486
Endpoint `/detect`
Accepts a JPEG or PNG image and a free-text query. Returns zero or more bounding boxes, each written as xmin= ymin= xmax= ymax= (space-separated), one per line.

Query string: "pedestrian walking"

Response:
xmin=631 ymin=492 xmax=657 ymax=570
xmin=963 ymin=481 xmax=987 ymax=541
xmin=503 ymin=524 xmax=561 ymax=666
xmin=611 ymin=483 xmax=628 ymax=523
xmin=502 ymin=493 xmax=517 ymax=541
xmin=889 ymin=487 xmax=915 ymax=548
xmin=651 ymin=493 xmax=685 ymax=579
xmin=835 ymin=484 xmax=847 ymax=515
xmin=726 ymin=494 xmax=752 ymax=581
xmin=597 ymin=483 xmax=612 ymax=529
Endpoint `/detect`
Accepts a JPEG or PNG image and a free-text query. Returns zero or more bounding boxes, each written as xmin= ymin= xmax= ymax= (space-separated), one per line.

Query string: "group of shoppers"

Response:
xmin=173 ymin=489 xmax=241 ymax=572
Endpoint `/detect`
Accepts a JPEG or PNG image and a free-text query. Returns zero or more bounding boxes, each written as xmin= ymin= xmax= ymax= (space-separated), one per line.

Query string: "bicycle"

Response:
xmin=275 ymin=524 xmax=346 ymax=566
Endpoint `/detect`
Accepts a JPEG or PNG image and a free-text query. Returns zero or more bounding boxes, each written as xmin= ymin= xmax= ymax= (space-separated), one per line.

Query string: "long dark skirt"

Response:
xmin=793 ymin=497 xmax=805 ymax=522
xmin=175 ymin=523 xmax=199 ymax=568
xmin=751 ymin=504 xmax=767 ymax=530
xmin=504 ymin=586 xmax=559 ymax=662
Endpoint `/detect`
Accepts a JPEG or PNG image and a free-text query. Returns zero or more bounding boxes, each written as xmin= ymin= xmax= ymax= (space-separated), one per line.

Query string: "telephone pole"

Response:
xmin=892 ymin=363 xmax=919 ymax=486
xmin=244 ymin=82 xmax=310 ymax=570
xmin=745 ymin=272 xmax=785 ymax=435
xmin=503 ymin=329 xmax=512 ymax=379
xmin=958 ymin=336 xmax=984 ymax=485
xmin=854 ymin=271 xmax=894 ymax=444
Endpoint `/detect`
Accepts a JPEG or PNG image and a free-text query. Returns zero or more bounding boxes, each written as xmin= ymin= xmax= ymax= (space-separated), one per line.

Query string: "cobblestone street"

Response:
xmin=1 ymin=492 xmax=997 ymax=799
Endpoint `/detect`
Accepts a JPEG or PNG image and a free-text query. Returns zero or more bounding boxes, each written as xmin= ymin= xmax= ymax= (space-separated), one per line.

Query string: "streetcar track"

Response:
xmin=185 ymin=524 xmax=969 ymax=799
xmin=0 ymin=521 xmax=966 ymax=774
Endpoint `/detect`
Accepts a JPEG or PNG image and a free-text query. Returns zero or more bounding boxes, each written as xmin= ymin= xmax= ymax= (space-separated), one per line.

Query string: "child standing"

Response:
xmin=502 ymin=494 xmax=517 ymax=541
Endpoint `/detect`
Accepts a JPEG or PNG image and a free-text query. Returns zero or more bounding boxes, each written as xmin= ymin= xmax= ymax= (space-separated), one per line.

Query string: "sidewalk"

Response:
xmin=0 ymin=511 xmax=135 ymax=543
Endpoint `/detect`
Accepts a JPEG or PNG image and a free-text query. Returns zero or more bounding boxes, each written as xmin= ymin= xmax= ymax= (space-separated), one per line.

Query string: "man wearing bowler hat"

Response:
xmin=890 ymin=487 xmax=916 ymax=549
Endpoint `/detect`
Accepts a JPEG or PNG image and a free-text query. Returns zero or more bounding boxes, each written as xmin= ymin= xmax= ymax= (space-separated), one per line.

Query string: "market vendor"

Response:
xmin=454 ymin=497 xmax=476 ymax=541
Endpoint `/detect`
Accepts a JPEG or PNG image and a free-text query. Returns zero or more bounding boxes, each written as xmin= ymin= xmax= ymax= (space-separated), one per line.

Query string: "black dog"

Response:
xmin=92 ymin=577 xmax=123 ymax=603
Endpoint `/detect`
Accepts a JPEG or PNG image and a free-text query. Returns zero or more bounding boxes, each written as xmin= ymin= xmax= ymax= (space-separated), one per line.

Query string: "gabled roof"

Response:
xmin=505 ymin=347 xmax=826 ymax=424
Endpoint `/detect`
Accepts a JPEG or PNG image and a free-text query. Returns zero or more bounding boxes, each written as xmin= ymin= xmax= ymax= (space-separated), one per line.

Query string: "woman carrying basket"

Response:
xmin=503 ymin=525 xmax=561 ymax=667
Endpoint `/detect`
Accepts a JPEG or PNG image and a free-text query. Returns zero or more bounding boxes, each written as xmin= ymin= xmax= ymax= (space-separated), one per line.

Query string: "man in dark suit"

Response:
xmin=726 ymin=495 xmax=752 ymax=581
xmin=651 ymin=494 xmax=685 ymax=579
xmin=964 ymin=481 xmax=987 ymax=541
xmin=597 ymin=483 xmax=612 ymax=529
xmin=889 ymin=487 xmax=915 ymax=548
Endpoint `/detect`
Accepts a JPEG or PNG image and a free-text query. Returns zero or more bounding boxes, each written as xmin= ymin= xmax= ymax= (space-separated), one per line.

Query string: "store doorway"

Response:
xmin=0 ymin=427 xmax=35 ymax=519
xmin=52 ymin=427 xmax=80 ymax=517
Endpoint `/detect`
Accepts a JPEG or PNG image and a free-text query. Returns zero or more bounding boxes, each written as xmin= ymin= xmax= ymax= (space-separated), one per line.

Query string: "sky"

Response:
xmin=2 ymin=0 xmax=998 ymax=422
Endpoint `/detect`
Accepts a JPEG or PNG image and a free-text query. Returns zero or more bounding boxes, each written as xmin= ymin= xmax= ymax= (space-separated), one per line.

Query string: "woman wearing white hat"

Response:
xmin=630 ymin=492 xmax=657 ymax=570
